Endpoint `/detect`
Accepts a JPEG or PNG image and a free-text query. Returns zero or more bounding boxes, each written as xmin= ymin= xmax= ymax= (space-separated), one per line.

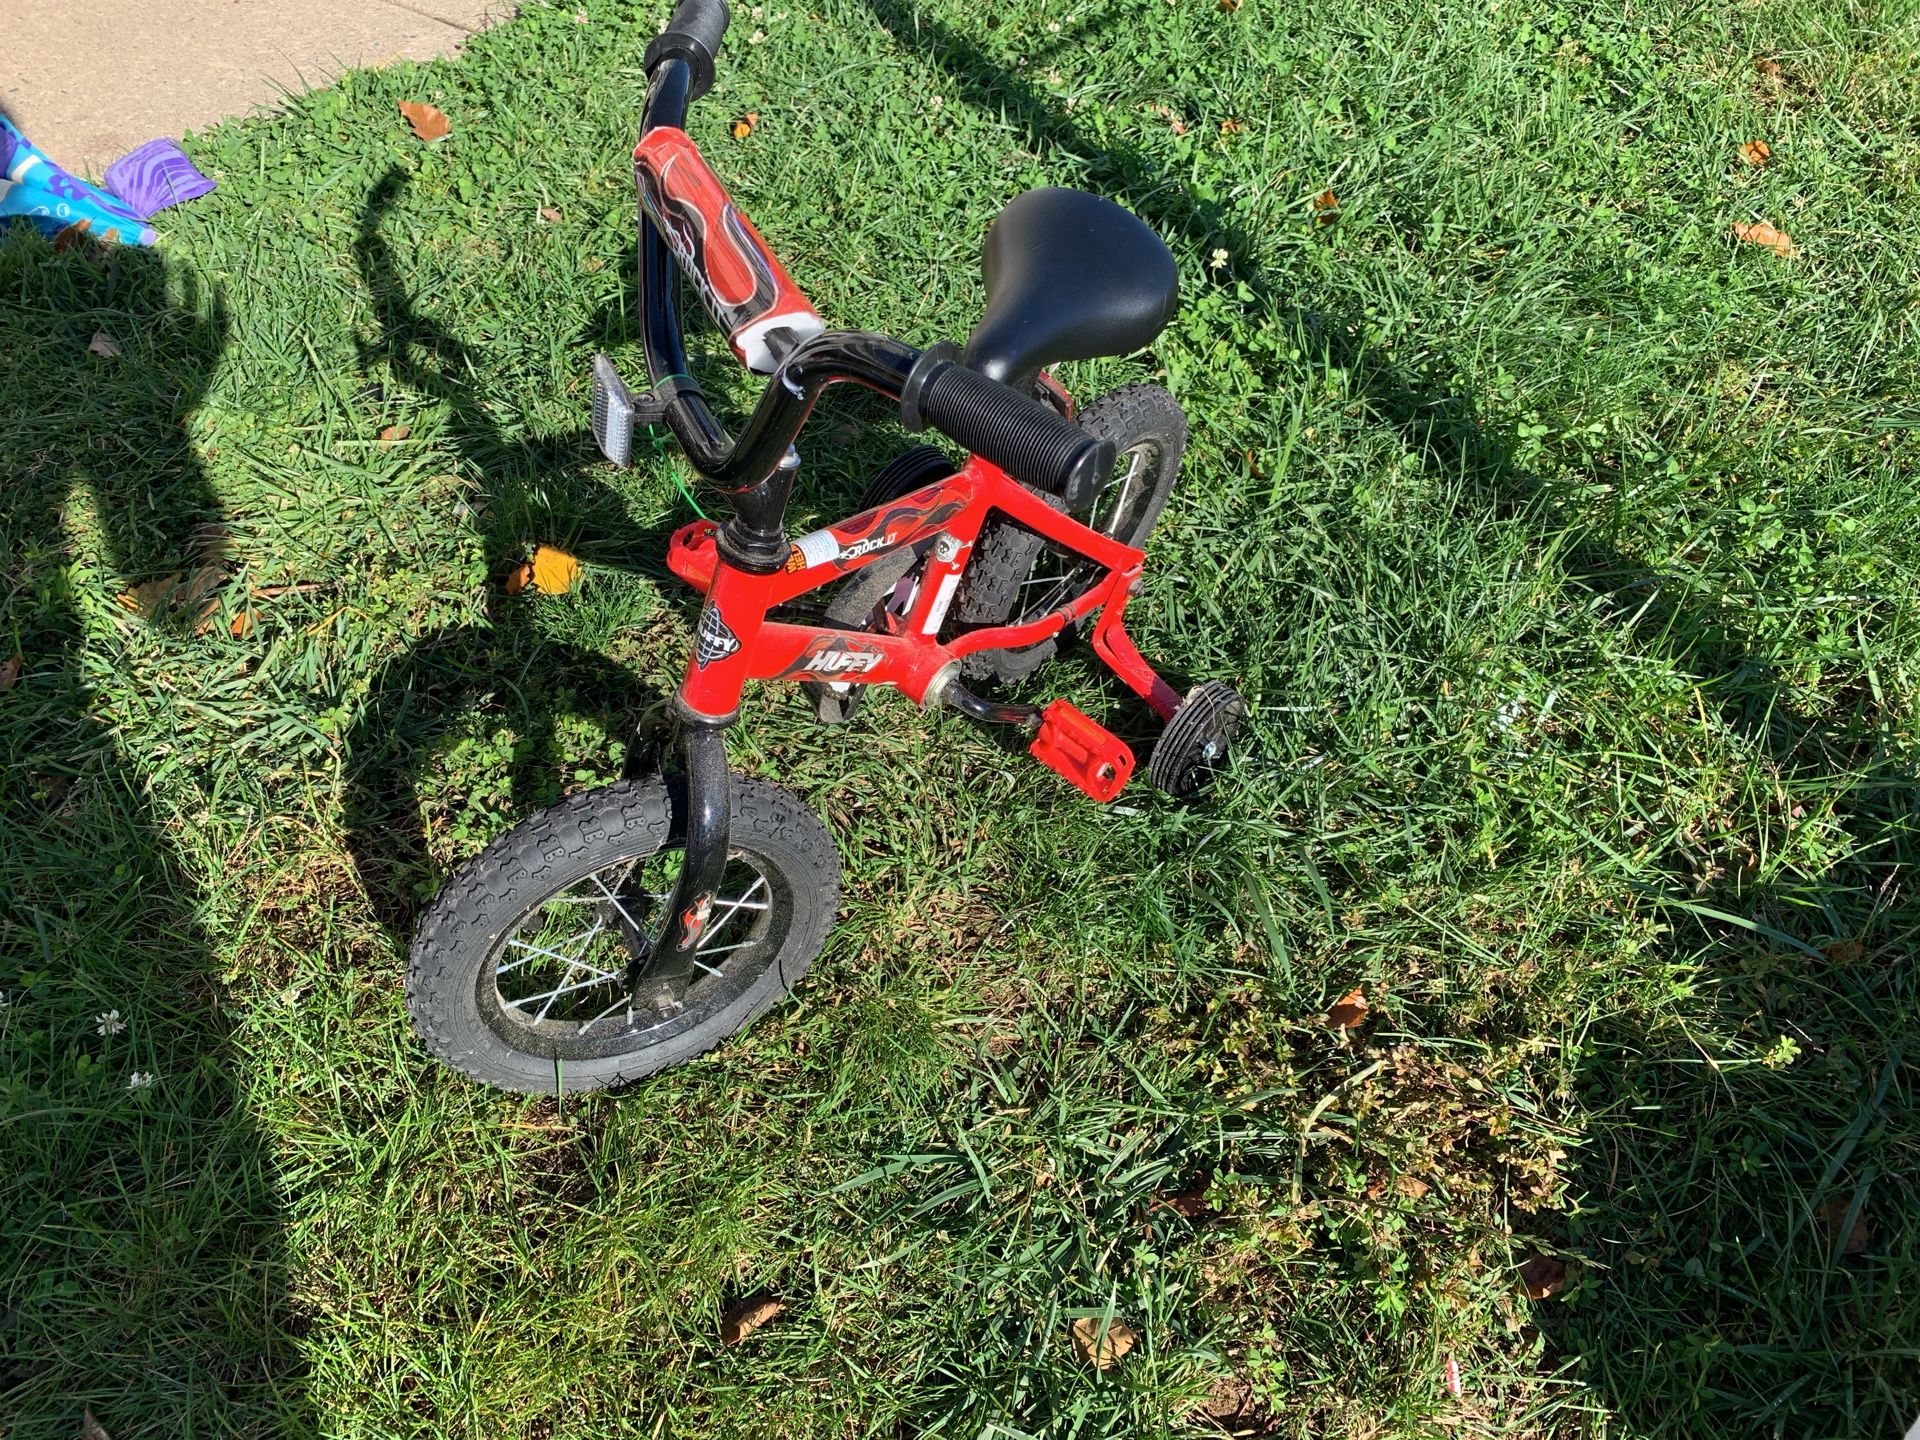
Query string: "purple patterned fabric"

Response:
xmin=103 ymin=138 xmax=214 ymax=219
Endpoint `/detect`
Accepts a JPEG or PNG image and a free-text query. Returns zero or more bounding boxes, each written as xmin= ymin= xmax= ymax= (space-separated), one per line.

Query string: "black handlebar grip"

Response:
xmin=645 ymin=0 xmax=731 ymax=103
xmin=901 ymin=348 xmax=1116 ymax=508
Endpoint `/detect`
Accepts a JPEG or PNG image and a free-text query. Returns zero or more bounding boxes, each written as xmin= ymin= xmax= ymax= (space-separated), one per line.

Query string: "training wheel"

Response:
xmin=1148 ymin=681 xmax=1246 ymax=798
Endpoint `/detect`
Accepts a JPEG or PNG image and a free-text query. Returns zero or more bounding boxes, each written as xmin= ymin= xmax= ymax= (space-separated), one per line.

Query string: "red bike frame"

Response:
xmin=666 ymin=453 xmax=1185 ymax=780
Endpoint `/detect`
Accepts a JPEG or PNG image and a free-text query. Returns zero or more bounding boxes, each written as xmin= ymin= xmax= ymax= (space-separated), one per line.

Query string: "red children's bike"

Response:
xmin=407 ymin=0 xmax=1247 ymax=1092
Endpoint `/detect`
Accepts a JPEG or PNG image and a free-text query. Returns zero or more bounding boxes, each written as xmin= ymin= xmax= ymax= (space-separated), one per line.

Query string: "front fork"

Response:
xmin=621 ymin=703 xmax=733 ymax=1009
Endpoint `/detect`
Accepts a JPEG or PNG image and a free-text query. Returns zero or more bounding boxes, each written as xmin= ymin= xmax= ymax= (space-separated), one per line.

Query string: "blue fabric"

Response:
xmin=1 ymin=114 xmax=156 ymax=246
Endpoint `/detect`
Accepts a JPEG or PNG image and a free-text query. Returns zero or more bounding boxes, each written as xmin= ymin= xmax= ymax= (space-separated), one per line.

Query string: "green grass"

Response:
xmin=3 ymin=0 xmax=1918 ymax=1435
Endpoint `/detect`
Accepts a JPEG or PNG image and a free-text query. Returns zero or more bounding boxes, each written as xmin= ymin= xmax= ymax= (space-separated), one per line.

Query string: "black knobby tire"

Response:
xmin=408 ymin=776 xmax=838 ymax=1093
xmin=950 ymin=384 xmax=1187 ymax=683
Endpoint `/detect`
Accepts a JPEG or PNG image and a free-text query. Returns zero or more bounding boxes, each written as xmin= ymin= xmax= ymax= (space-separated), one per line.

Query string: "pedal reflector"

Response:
xmin=1029 ymin=700 xmax=1134 ymax=802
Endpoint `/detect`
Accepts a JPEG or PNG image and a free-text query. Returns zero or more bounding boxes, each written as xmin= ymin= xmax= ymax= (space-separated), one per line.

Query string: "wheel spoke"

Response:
xmin=577 ymin=994 xmax=633 ymax=1035
xmin=503 ymin=923 xmax=606 ymax=972
xmin=589 ymin=869 xmax=649 ymax=938
xmin=521 ymin=964 xmax=625 ymax=1014
xmin=698 ymin=875 xmax=768 ymax=950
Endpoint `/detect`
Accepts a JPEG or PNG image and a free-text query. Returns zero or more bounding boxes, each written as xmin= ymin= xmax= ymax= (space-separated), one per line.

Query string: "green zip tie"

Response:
xmin=645 ymin=374 xmax=710 ymax=521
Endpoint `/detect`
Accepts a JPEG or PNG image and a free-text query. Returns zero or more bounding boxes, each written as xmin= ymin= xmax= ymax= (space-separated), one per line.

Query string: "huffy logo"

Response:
xmin=694 ymin=605 xmax=741 ymax=667
xmin=806 ymin=644 xmax=885 ymax=676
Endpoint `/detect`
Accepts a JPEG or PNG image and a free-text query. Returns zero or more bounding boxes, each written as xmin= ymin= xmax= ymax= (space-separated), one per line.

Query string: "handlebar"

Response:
xmin=634 ymin=5 xmax=1112 ymax=526
xmin=644 ymin=0 xmax=730 ymax=103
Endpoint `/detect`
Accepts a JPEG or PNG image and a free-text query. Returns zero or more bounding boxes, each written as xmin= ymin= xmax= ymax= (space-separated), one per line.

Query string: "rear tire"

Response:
xmin=407 ymin=776 xmax=838 ymax=1093
xmin=950 ymin=384 xmax=1186 ymax=684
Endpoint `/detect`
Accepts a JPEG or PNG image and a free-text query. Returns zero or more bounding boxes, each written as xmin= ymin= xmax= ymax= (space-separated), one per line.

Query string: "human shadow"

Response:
xmin=0 ymin=207 xmax=314 ymax=1431
xmin=851 ymin=7 xmax=1918 ymax=1435
xmin=340 ymin=166 xmax=674 ymax=942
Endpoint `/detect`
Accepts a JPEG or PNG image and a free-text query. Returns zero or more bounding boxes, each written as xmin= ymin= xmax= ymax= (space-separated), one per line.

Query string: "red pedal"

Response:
xmin=1029 ymin=700 xmax=1134 ymax=802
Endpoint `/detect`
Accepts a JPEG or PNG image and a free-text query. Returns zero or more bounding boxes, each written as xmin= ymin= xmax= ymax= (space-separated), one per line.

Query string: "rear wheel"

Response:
xmin=950 ymin=384 xmax=1186 ymax=684
xmin=407 ymin=776 xmax=838 ymax=1093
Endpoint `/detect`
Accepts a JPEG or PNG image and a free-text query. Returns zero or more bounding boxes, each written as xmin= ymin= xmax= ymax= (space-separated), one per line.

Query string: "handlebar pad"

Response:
xmin=645 ymin=0 xmax=730 ymax=102
xmin=901 ymin=349 xmax=1116 ymax=507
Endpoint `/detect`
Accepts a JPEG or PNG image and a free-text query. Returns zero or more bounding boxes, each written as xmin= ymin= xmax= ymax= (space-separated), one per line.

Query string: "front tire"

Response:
xmin=407 ymin=776 xmax=839 ymax=1093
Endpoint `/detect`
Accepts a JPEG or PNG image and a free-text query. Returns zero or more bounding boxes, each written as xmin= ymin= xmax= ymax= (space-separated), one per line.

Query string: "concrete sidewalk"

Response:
xmin=4 ymin=0 xmax=506 ymax=178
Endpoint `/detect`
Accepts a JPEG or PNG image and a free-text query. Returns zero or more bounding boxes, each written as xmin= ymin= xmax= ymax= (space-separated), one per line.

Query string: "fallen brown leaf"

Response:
xmin=1818 ymin=1196 xmax=1870 ymax=1256
xmin=1151 ymin=103 xmax=1188 ymax=136
xmin=504 ymin=560 xmax=535 ymax=595
xmin=1070 ymin=1315 xmax=1139 ymax=1370
xmin=731 ymin=111 xmax=761 ymax=139
xmin=1824 ymin=938 xmax=1864 ymax=964
xmin=0 ymin=654 xmax=19 ymax=692
xmin=1738 ymin=139 xmax=1772 ymax=167
xmin=81 ymin=1409 xmax=113 ymax=1440
xmin=1517 ymin=1253 xmax=1567 ymax=1299
xmin=530 ymin=543 xmax=583 ymax=595
xmin=230 ymin=610 xmax=255 ymax=639
xmin=1326 ymin=986 xmax=1369 ymax=1029
xmin=88 ymin=330 xmax=121 ymax=358
xmin=119 ymin=574 xmax=182 ymax=617
xmin=538 ymin=206 xmax=563 ymax=223
xmin=1219 ymin=117 xmax=1246 ymax=135
xmin=1159 ymin=1178 xmax=1211 ymax=1218
xmin=378 ymin=423 xmax=410 ymax=443
xmin=398 ymin=100 xmax=452 ymax=143
xmin=1218 ymin=0 xmax=1242 ymax=10
xmin=1733 ymin=220 xmax=1795 ymax=257
xmin=1312 ymin=187 xmax=1339 ymax=225
xmin=720 ymin=1294 xmax=785 ymax=1344
xmin=1200 ymin=1375 xmax=1259 ymax=1423
xmin=1754 ymin=57 xmax=1782 ymax=78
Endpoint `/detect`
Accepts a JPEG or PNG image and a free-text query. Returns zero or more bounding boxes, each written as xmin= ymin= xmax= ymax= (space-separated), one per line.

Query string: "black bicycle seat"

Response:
xmin=961 ymin=187 xmax=1178 ymax=387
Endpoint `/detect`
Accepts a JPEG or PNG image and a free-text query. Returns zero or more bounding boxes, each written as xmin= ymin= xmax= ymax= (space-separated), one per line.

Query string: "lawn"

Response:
xmin=3 ymin=0 xmax=1917 ymax=1435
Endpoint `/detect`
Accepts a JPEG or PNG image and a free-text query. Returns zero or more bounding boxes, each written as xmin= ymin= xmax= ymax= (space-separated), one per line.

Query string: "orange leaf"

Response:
xmin=1733 ymin=220 xmax=1795 ymax=257
xmin=1326 ymin=986 xmax=1369 ymax=1029
xmin=1070 ymin=1316 xmax=1139 ymax=1369
xmin=720 ymin=1294 xmax=785 ymax=1344
xmin=530 ymin=544 xmax=583 ymax=595
xmin=0 ymin=654 xmax=19 ymax=692
xmin=1312 ymin=188 xmax=1339 ymax=226
xmin=1517 ymin=1253 xmax=1567 ymax=1299
xmin=504 ymin=561 xmax=534 ymax=595
xmin=731 ymin=111 xmax=761 ymax=139
xmin=378 ymin=423 xmax=410 ymax=443
xmin=1219 ymin=117 xmax=1246 ymax=135
xmin=230 ymin=610 xmax=255 ymax=639
xmin=1218 ymin=0 xmax=1242 ymax=10
xmin=398 ymin=101 xmax=451 ymax=143
xmin=1738 ymin=139 xmax=1772 ymax=167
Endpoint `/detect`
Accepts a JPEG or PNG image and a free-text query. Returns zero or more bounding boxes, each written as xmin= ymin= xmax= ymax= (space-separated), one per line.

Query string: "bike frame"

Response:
xmin=665 ymin=453 xmax=1184 ymax=725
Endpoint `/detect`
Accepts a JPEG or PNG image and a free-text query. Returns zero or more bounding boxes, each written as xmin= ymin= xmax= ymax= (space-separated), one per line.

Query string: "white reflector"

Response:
xmin=591 ymin=353 xmax=635 ymax=467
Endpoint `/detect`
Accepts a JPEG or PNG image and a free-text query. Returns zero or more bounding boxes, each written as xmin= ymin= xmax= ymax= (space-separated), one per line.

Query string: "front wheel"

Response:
xmin=407 ymin=776 xmax=839 ymax=1093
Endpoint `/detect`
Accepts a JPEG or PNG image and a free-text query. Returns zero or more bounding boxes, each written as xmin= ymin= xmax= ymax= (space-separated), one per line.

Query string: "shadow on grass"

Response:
xmin=0 ymin=219 xmax=313 ymax=1431
xmin=340 ymin=167 xmax=673 ymax=943
xmin=852 ymin=5 xmax=1918 ymax=1434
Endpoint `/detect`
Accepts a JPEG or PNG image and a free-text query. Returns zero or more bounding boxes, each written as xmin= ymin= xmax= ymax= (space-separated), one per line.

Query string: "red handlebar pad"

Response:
xmin=635 ymin=127 xmax=825 ymax=374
